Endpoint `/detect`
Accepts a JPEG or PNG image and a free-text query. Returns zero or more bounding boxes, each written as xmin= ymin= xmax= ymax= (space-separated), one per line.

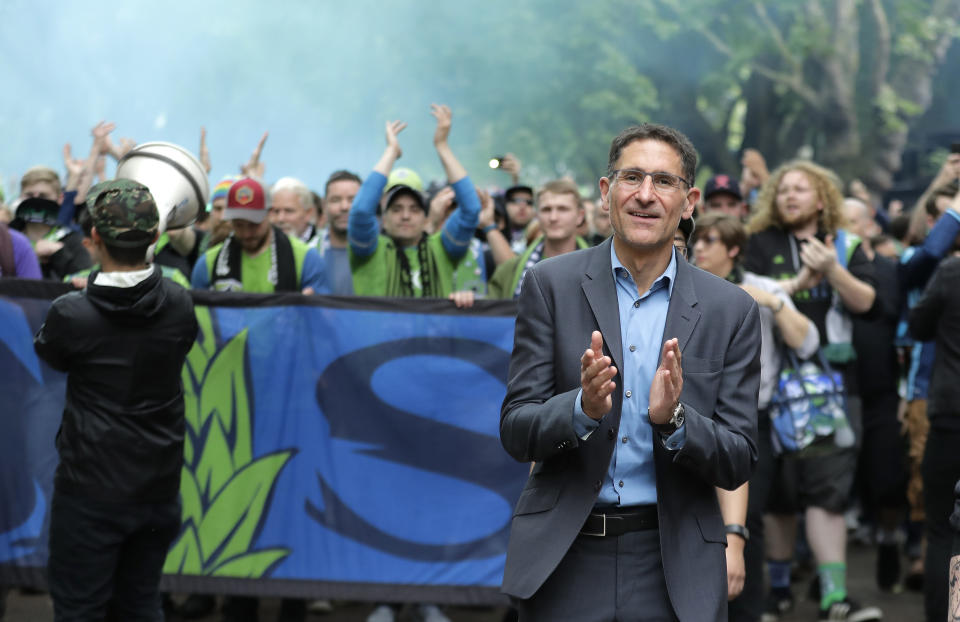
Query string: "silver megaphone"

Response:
xmin=115 ymin=142 xmax=210 ymax=234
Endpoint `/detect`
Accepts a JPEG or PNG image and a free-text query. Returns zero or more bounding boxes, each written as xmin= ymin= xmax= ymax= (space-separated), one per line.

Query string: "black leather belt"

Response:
xmin=580 ymin=504 xmax=659 ymax=537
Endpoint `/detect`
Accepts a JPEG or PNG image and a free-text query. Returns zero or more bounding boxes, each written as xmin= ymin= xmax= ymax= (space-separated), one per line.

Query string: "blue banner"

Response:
xmin=0 ymin=282 xmax=525 ymax=604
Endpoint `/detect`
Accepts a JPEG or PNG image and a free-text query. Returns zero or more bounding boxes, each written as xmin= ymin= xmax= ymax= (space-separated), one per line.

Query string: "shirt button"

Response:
xmin=629 ymin=345 xmax=636 ymax=352
xmin=625 ymin=390 xmax=632 ymax=398
xmin=633 ymin=300 xmax=640 ymax=308
xmin=618 ymin=480 xmax=624 ymax=488
xmin=622 ymin=436 xmax=628 ymax=444
xmin=607 ymin=428 xmax=615 ymax=440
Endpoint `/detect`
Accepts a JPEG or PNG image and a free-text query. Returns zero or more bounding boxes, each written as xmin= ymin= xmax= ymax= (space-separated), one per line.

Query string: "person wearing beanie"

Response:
xmin=347 ymin=105 xmax=480 ymax=299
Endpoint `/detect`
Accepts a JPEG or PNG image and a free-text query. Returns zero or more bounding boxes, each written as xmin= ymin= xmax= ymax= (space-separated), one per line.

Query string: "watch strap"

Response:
xmin=725 ymin=523 xmax=750 ymax=541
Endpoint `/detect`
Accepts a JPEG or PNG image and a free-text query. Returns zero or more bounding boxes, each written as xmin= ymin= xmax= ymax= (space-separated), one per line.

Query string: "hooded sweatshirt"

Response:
xmin=34 ymin=265 xmax=198 ymax=502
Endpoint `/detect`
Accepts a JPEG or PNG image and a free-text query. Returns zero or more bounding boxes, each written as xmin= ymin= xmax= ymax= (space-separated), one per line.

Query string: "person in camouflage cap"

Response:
xmin=88 ymin=179 xmax=160 ymax=248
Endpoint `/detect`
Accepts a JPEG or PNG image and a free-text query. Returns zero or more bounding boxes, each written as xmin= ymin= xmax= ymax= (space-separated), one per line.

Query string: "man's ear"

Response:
xmin=683 ymin=187 xmax=701 ymax=219
xmin=598 ymin=177 xmax=611 ymax=208
xmin=90 ymin=226 xmax=102 ymax=245
xmin=728 ymin=246 xmax=741 ymax=260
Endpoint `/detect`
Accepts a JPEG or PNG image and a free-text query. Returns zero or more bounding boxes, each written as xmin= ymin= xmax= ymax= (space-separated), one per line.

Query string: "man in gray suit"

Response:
xmin=500 ymin=123 xmax=762 ymax=622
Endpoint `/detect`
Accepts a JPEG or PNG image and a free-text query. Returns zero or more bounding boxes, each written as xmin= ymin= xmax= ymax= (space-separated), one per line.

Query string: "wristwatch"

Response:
xmin=725 ymin=523 xmax=750 ymax=542
xmin=649 ymin=401 xmax=684 ymax=434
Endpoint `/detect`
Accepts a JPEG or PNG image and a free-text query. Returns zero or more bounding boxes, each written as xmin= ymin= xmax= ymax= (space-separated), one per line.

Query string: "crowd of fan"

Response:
xmin=1 ymin=109 xmax=959 ymax=622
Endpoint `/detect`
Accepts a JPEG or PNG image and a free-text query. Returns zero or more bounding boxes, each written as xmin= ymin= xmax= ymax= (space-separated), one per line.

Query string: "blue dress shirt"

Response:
xmin=574 ymin=244 xmax=685 ymax=506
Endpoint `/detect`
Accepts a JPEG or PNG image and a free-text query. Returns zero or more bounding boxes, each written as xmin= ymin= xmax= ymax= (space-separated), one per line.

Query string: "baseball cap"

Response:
xmin=87 ymin=179 xmax=160 ymax=247
xmin=13 ymin=197 xmax=60 ymax=227
xmin=386 ymin=167 xmax=423 ymax=193
xmin=505 ymin=185 xmax=534 ymax=202
xmin=703 ymin=174 xmax=742 ymax=201
xmin=223 ymin=177 xmax=268 ymax=223
xmin=384 ymin=184 xmax=426 ymax=213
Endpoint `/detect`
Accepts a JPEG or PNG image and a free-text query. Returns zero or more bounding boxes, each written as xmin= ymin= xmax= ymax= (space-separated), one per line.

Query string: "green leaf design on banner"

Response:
xmin=165 ymin=306 xmax=294 ymax=579
xmin=164 ymin=523 xmax=203 ymax=574
xmin=199 ymin=329 xmax=248 ymax=435
xmin=197 ymin=451 xmax=292 ymax=570
xmin=195 ymin=412 xmax=235 ymax=502
xmin=179 ymin=466 xmax=204 ymax=529
xmin=210 ymin=549 xmax=289 ymax=578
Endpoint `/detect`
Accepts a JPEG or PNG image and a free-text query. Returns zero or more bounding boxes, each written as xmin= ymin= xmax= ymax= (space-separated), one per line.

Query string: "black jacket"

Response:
xmin=909 ymin=256 xmax=960 ymax=429
xmin=34 ymin=266 xmax=198 ymax=502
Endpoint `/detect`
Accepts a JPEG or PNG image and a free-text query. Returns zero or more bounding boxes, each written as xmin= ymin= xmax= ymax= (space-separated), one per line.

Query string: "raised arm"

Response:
xmin=431 ymin=104 xmax=466 ymax=184
xmin=348 ymin=120 xmax=406 ymax=258
xmin=430 ymin=105 xmax=480 ymax=257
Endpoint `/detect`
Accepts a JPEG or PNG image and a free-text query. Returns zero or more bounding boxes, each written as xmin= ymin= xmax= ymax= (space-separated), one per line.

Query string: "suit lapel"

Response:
xmin=662 ymin=254 xmax=700 ymax=354
xmin=580 ymin=239 xmax=623 ymax=371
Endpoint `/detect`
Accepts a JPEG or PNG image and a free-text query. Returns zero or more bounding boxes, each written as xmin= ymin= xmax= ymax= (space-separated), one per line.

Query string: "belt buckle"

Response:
xmin=582 ymin=513 xmax=607 ymax=537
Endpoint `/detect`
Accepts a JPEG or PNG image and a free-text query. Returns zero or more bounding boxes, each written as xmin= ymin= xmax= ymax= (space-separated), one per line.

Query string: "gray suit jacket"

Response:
xmin=500 ymin=239 xmax=761 ymax=622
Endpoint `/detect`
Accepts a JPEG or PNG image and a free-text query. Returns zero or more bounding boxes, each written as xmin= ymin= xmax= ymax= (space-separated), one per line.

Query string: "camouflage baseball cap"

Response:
xmin=88 ymin=179 xmax=160 ymax=247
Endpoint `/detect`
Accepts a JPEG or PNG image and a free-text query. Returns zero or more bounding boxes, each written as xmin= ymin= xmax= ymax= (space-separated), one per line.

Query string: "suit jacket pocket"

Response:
xmin=513 ymin=486 xmax=560 ymax=516
xmin=695 ymin=510 xmax=727 ymax=544
xmin=682 ymin=355 xmax=723 ymax=374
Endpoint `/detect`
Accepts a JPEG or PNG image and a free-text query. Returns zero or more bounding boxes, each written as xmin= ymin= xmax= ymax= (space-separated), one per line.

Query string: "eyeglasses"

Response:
xmin=508 ymin=197 xmax=534 ymax=206
xmin=611 ymin=169 xmax=692 ymax=194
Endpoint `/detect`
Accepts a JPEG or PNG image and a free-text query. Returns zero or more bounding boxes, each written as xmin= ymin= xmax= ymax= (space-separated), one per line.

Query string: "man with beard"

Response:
xmin=317 ymin=170 xmax=362 ymax=295
xmin=744 ymin=161 xmax=880 ymax=621
xmin=191 ymin=177 xmax=327 ymax=294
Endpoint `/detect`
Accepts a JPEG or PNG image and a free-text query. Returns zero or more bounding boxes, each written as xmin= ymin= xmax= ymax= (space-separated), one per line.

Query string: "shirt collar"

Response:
xmin=610 ymin=241 xmax=677 ymax=298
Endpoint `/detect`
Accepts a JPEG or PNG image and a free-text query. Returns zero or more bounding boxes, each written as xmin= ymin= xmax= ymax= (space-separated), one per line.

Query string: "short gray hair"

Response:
xmin=606 ymin=123 xmax=698 ymax=184
xmin=270 ymin=176 xmax=312 ymax=211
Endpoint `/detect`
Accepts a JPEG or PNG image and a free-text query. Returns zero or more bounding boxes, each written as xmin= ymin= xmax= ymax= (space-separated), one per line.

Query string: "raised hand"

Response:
xmin=500 ymin=153 xmax=522 ymax=184
xmin=199 ymin=127 xmax=211 ymax=174
xmin=648 ymin=338 xmax=683 ymax=424
xmin=477 ymin=188 xmax=495 ymax=228
xmin=241 ymin=131 xmax=268 ymax=179
xmin=385 ymin=120 xmax=407 ymax=158
xmin=90 ymin=121 xmax=116 ymax=160
xmin=430 ymin=104 xmax=452 ymax=146
xmin=580 ymin=331 xmax=617 ymax=420
xmin=62 ymin=143 xmax=85 ymax=180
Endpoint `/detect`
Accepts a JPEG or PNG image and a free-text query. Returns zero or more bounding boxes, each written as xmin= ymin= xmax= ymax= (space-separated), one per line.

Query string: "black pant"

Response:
xmin=47 ymin=490 xmax=180 ymax=622
xmin=517 ymin=529 xmax=681 ymax=622
xmin=921 ymin=425 xmax=960 ymax=622
xmin=729 ymin=412 xmax=774 ymax=622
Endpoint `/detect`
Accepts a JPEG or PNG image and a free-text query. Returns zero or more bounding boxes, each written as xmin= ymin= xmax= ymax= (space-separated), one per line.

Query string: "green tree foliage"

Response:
xmin=408 ymin=0 xmax=957 ymax=194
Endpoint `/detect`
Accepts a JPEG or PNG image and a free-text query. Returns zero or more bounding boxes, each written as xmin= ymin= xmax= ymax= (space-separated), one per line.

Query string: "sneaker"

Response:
xmin=875 ymin=543 xmax=900 ymax=591
xmin=366 ymin=605 xmax=396 ymax=622
xmin=761 ymin=589 xmax=795 ymax=622
xmin=817 ymin=597 xmax=882 ymax=621
xmin=417 ymin=603 xmax=452 ymax=622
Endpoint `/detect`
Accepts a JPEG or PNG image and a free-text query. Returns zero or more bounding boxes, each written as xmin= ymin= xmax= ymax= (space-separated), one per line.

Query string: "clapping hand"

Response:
xmin=580 ymin=331 xmax=617 ymax=420
xmin=430 ymin=104 xmax=452 ymax=146
xmin=648 ymin=338 xmax=683 ymax=424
